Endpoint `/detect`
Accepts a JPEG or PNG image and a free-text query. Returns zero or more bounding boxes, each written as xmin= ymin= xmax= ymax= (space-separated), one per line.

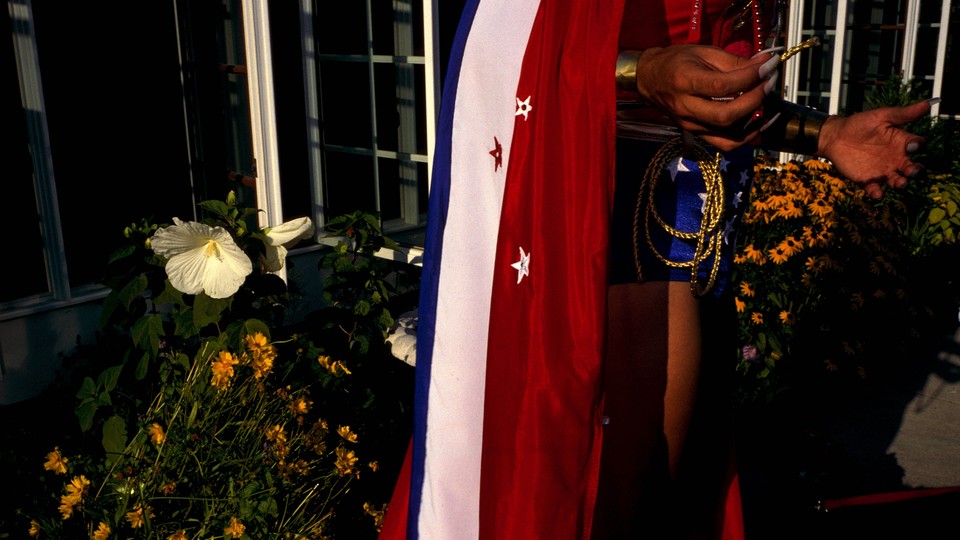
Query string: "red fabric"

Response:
xmin=378 ymin=439 xmax=412 ymax=539
xmin=476 ymin=1 xmax=622 ymax=538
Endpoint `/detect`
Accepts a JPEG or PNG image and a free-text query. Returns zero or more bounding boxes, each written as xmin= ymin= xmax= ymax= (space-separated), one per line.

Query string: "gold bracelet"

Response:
xmin=616 ymin=50 xmax=643 ymax=94
xmin=761 ymin=101 xmax=828 ymax=155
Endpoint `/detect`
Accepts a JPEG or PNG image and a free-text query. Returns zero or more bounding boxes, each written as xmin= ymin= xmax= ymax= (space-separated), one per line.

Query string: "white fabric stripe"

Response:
xmin=419 ymin=1 xmax=541 ymax=538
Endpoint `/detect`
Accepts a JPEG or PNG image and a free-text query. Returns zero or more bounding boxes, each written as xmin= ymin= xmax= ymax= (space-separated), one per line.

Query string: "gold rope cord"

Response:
xmin=632 ymin=137 xmax=726 ymax=297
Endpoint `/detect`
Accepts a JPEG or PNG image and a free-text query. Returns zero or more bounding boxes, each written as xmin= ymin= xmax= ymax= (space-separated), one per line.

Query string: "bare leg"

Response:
xmin=592 ymin=281 xmax=702 ymax=538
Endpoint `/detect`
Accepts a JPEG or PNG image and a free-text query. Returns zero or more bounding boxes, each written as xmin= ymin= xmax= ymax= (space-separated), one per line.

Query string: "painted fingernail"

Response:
xmin=906 ymin=142 xmax=920 ymax=153
xmin=763 ymin=71 xmax=779 ymax=95
xmin=752 ymin=46 xmax=785 ymax=59
xmin=895 ymin=177 xmax=908 ymax=188
xmin=927 ymin=97 xmax=942 ymax=106
xmin=759 ymin=55 xmax=782 ymax=79
xmin=759 ymin=112 xmax=782 ymax=132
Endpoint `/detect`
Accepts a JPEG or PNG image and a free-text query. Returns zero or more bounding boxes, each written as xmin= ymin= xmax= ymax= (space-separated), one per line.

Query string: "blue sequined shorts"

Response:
xmin=608 ymin=136 xmax=755 ymax=297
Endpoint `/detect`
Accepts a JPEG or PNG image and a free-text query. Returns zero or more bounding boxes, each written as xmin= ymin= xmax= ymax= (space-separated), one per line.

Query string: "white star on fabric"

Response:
xmin=719 ymin=156 xmax=730 ymax=172
xmin=732 ymin=190 xmax=743 ymax=208
xmin=515 ymin=96 xmax=532 ymax=120
xmin=698 ymin=192 xmax=708 ymax=214
xmin=511 ymin=246 xmax=531 ymax=284
xmin=739 ymin=170 xmax=750 ymax=186
xmin=668 ymin=157 xmax=690 ymax=181
xmin=723 ymin=216 xmax=737 ymax=245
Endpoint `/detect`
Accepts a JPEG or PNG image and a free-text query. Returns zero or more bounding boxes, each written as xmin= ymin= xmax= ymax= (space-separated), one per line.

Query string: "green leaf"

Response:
xmin=101 ymin=415 xmax=128 ymax=469
xmin=132 ymin=313 xmax=164 ymax=358
xmin=135 ymin=350 xmax=150 ymax=380
xmin=194 ymin=293 xmax=231 ymax=330
xmin=156 ymin=279 xmax=187 ymax=307
xmin=75 ymin=402 xmax=97 ymax=433
xmin=76 ymin=376 xmax=98 ymax=402
xmin=96 ymin=365 xmax=123 ymax=393
xmin=243 ymin=319 xmax=272 ymax=341
xmin=928 ymin=207 xmax=947 ymax=224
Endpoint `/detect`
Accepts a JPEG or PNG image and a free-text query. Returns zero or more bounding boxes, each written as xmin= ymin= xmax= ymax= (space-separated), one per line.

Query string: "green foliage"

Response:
xmin=733 ymin=78 xmax=960 ymax=405
xmin=24 ymin=197 xmax=417 ymax=539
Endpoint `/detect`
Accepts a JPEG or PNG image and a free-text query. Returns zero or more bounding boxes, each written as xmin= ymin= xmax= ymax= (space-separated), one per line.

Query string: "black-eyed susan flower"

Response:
xmin=734 ymin=297 xmax=746 ymax=313
xmin=739 ymin=282 xmax=756 ymax=297
xmin=751 ymin=312 xmax=763 ymax=325
xmin=767 ymin=246 xmax=789 ymax=264
xmin=779 ymin=310 xmax=795 ymax=325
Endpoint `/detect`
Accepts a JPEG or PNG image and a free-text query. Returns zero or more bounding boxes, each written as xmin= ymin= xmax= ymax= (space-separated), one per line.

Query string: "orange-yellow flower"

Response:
xmin=210 ymin=350 xmax=239 ymax=391
xmin=803 ymin=158 xmax=833 ymax=171
xmin=776 ymin=236 xmax=803 ymax=257
xmin=149 ymin=422 xmax=166 ymax=445
xmin=734 ymin=297 xmax=746 ymax=313
xmin=125 ymin=503 xmax=154 ymax=529
xmin=93 ymin=521 xmax=111 ymax=540
xmin=335 ymin=446 xmax=359 ymax=476
xmin=767 ymin=246 xmax=789 ymax=264
xmin=739 ymin=282 xmax=756 ymax=297
xmin=245 ymin=332 xmax=276 ymax=380
xmin=44 ymin=447 xmax=68 ymax=475
xmin=774 ymin=199 xmax=803 ymax=220
xmin=779 ymin=310 xmax=795 ymax=325
xmin=224 ymin=517 xmax=246 ymax=537
xmin=28 ymin=519 xmax=40 ymax=538
xmin=751 ymin=312 xmax=763 ymax=325
xmin=807 ymin=197 xmax=834 ymax=218
xmin=338 ymin=425 xmax=358 ymax=443
xmin=289 ymin=396 xmax=312 ymax=416
xmin=167 ymin=531 xmax=188 ymax=540
xmin=743 ymin=244 xmax=766 ymax=265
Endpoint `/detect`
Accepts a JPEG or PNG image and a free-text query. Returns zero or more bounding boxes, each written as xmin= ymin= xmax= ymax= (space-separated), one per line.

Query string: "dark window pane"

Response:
xmin=371 ymin=0 xmax=425 ymax=56
xmin=319 ymin=61 xmax=372 ymax=148
xmin=316 ymin=3 xmax=367 ymax=55
xmin=323 ymin=152 xmax=375 ymax=220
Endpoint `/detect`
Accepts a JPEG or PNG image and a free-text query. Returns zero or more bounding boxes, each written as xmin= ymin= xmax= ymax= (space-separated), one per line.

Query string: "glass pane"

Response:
xmin=316 ymin=2 xmax=368 ymax=55
xmin=319 ymin=61 xmax=372 ymax=148
xmin=372 ymin=0 xmax=425 ymax=56
xmin=31 ymin=0 xmax=195 ymax=288
xmin=323 ymin=152 xmax=376 ymax=221
xmin=374 ymin=63 xmax=427 ymax=155
xmin=2 ymin=5 xmax=47 ymax=302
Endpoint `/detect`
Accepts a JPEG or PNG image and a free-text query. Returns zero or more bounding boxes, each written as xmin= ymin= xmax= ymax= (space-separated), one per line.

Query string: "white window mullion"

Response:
xmin=299 ymin=0 xmax=326 ymax=229
xmin=902 ymin=0 xmax=921 ymax=82
xmin=242 ymin=0 xmax=285 ymax=250
xmin=828 ymin=0 xmax=849 ymax=115
xmin=365 ymin=0 xmax=383 ymax=214
xmin=395 ymin=0 xmax=419 ymax=227
xmin=9 ymin=0 xmax=69 ymax=301
xmin=932 ymin=0 xmax=951 ymax=116
xmin=783 ymin=0 xmax=807 ymax=104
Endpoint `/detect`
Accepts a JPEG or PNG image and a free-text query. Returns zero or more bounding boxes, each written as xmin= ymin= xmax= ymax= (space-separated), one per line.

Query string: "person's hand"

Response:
xmin=634 ymin=44 xmax=781 ymax=151
xmin=817 ymin=99 xmax=933 ymax=199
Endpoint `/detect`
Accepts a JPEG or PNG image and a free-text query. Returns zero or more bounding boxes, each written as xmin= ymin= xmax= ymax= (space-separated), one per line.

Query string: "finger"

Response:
xmin=863 ymin=182 xmax=884 ymax=200
xmin=688 ymin=51 xmax=780 ymax=99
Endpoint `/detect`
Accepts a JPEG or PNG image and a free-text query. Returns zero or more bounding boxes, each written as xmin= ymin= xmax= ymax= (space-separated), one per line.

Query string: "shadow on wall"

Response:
xmin=0 ymin=302 xmax=103 ymax=405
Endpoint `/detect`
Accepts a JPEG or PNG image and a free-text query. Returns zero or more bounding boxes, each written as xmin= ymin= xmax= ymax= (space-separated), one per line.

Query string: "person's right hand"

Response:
xmin=634 ymin=44 xmax=781 ymax=151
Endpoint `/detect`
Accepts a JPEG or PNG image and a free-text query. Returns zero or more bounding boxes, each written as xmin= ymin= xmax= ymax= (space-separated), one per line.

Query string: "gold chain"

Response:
xmin=632 ymin=136 xmax=726 ymax=297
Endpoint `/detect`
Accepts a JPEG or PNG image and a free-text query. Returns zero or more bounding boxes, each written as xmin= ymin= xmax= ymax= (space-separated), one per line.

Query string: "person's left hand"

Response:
xmin=817 ymin=99 xmax=933 ymax=199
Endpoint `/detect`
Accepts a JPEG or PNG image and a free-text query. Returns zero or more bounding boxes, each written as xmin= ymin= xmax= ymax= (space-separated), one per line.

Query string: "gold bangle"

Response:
xmin=616 ymin=50 xmax=643 ymax=94
xmin=761 ymin=101 xmax=828 ymax=155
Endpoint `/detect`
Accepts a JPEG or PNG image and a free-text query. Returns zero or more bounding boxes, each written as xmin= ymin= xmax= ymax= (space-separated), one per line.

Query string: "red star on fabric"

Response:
xmin=489 ymin=136 xmax=503 ymax=171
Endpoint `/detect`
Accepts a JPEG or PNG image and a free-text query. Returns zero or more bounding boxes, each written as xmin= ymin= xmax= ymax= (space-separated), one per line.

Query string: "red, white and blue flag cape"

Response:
xmin=379 ymin=1 xmax=743 ymax=538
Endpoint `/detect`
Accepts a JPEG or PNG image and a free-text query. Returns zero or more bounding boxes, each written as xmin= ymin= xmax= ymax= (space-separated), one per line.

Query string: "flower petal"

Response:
xmin=262 ymin=244 xmax=288 ymax=273
xmin=265 ymin=217 xmax=314 ymax=246
xmin=154 ymin=220 xmax=252 ymax=298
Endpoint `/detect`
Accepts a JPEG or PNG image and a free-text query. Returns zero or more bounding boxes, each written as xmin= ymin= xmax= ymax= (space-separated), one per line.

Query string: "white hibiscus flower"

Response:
xmin=150 ymin=218 xmax=253 ymax=299
xmin=261 ymin=216 xmax=314 ymax=272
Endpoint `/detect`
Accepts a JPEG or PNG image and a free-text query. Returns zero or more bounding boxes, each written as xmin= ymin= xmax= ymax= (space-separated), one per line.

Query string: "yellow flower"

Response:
xmin=210 ymin=350 xmax=239 ymax=391
xmin=317 ymin=354 xmax=332 ymax=370
xmin=66 ymin=475 xmax=90 ymax=499
xmin=58 ymin=496 xmax=75 ymax=520
xmin=803 ymin=158 xmax=833 ymax=171
xmin=850 ymin=292 xmax=864 ymax=310
xmin=368 ymin=460 xmax=380 ymax=472
xmin=167 ymin=531 xmax=188 ymax=540
xmin=149 ymin=423 xmax=166 ymax=445
xmin=338 ymin=425 xmax=358 ymax=443
xmin=824 ymin=358 xmax=839 ymax=372
xmin=224 ymin=517 xmax=246 ymax=537
xmin=245 ymin=332 xmax=277 ymax=380
xmin=774 ymin=199 xmax=803 ymax=220
xmin=776 ymin=236 xmax=802 ymax=257
xmin=289 ymin=396 xmax=312 ymax=416
xmin=28 ymin=519 xmax=40 ymax=537
xmin=162 ymin=481 xmax=177 ymax=495
xmin=807 ymin=197 xmax=834 ymax=218
xmin=767 ymin=246 xmax=789 ymax=264
xmin=319 ymin=356 xmax=352 ymax=376
xmin=739 ymin=282 xmax=755 ymax=297
xmin=743 ymin=244 xmax=766 ymax=265
xmin=265 ymin=424 xmax=288 ymax=443
xmin=93 ymin=521 xmax=111 ymax=540
xmin=751 ymin=312 xmax=763 ymax=325
xmin=335 ymin=446 xmax=359 ymax=476
xmin=779 ymin=310 xmax=795 ymax=325
xmin=44 ymin=447 xmax=68 ymax=475
xmin=734 ymin=297 xmax=746 ymax=313
xmin=125 ymin=503 xmax=153 ymax=529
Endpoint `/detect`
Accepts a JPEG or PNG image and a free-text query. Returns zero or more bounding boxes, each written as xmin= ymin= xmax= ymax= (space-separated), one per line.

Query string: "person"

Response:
xmin=378 ymin=1 xmax=933 ymax=539
xmin=593 ymin=1 xmax=933 ymax=538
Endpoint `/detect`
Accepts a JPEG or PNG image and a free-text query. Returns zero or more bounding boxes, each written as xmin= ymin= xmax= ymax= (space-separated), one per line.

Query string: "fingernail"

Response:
xmin=752 ymin=46 xmax=785 ymax=59
xmin=759 ymin=55 xmax=782 ymax=79
xmin=763 ymin=71 xmax=779 ymax=95
xmin=759 ymin=112 xmax=782 ymax=132
xmin=906 ymin=142 xmax=919 ymax=153
xmin=927 ymin=97 xmax=941 ymax=106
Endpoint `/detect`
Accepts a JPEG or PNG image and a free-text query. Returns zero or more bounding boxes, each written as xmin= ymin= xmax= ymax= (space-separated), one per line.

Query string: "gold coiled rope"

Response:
xmin=632 ymin=136 xmax=726 ymax=297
